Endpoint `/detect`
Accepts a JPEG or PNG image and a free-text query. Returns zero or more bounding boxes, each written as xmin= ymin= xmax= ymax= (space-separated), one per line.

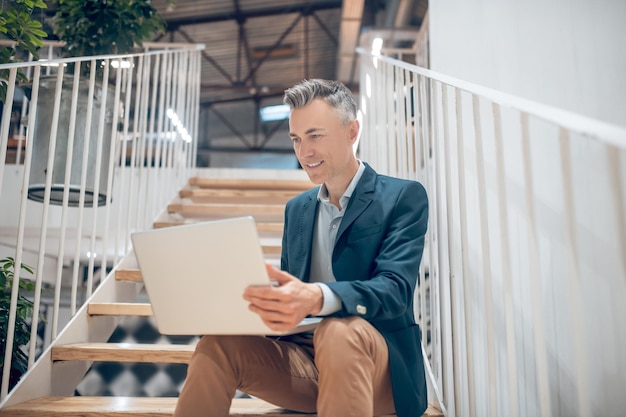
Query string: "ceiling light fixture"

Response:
xmin=260 ymin=104 xmax=290 ymax=122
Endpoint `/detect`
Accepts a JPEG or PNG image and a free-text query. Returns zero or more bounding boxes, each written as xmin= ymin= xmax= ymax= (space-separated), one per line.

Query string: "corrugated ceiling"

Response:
xmin=152 ymin=0 xmax=343 ymax=105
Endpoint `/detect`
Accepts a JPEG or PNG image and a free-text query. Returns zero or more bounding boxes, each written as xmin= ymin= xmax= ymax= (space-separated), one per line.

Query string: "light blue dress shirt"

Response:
xmin=309 ymin=161 xmax=366 ymax=316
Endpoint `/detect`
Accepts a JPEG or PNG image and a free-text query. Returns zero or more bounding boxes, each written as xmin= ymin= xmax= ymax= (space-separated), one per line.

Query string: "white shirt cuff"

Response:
xmin=314 ymin=283 xmax=342 ymax=316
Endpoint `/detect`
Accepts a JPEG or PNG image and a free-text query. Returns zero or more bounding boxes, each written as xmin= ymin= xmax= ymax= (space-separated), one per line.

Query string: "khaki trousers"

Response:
xmin=173 ymin=316 xmax=396 ymax=417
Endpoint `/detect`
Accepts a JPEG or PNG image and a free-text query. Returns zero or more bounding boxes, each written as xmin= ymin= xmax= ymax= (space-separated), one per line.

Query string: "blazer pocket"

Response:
xmin=347 ymin=224 xmax=382 ymax=243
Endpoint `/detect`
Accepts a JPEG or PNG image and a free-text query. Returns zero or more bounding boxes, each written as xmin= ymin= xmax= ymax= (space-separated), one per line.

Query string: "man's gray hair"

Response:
xmin=283 ymin=79 xmax=357 ymax=125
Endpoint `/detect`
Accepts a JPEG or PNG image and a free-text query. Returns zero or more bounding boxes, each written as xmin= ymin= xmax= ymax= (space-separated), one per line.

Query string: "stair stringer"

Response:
xmin=0 ymin=254 xmax=142 ymax=409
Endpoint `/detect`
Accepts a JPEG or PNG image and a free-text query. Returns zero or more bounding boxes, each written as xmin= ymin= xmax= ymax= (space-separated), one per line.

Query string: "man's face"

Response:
xmin=288 ymin=99 xmax=359 ymax=186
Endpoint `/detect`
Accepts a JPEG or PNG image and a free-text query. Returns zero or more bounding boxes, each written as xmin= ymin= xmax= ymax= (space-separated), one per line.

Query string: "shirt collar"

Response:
xmin=317 ymin=160 xmax=365 ymax=209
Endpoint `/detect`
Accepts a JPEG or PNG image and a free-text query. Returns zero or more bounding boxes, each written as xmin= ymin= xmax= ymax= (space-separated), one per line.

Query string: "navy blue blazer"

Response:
xmin=281 ymin=163 xmax=429 ymax=417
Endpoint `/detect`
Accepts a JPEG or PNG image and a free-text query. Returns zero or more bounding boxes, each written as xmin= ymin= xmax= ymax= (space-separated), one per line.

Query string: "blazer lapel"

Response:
xmin=296 ymin=191 xmax=318 ymax=282
xmin=336 ymin=164 xmax=376 ymax=243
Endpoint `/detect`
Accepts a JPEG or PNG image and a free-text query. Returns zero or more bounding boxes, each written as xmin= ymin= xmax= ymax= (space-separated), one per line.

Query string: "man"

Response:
xmin=174 ymin=79 xmax=429 ymax=417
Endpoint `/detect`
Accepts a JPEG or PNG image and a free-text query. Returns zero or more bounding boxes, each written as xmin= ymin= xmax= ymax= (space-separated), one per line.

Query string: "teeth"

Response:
xmin=307 ymin=161 xmax=322 ymax=167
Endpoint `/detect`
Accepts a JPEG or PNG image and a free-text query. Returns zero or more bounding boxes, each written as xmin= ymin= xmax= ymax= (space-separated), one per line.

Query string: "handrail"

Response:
xmin=358 ymin=48 xmax=626 ymax=417
xmin=356 ymin=47 xmax=626 ymax=148
xmin=0 ymin=44 xmax=203 ymax=400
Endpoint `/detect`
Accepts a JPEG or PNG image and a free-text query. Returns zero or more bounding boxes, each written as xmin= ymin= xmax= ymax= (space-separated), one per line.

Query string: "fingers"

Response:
xmin=246 ymin=293 xmax=290 ymax=313
xmin=265 ymin=262 xmax=296 ymax=285
xmin=248 ymin=302 xmax=301 ymax=330
xmin=243 ymin=285 xmax=282 ymax=302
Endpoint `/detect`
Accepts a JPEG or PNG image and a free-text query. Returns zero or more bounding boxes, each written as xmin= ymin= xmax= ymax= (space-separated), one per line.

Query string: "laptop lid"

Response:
xmin=130 ymin=216 xmax=320 ymax=336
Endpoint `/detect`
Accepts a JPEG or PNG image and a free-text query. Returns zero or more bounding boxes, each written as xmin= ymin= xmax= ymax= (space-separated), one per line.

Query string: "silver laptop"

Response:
xmin=131 ymin=216 xmax=321 ymax=336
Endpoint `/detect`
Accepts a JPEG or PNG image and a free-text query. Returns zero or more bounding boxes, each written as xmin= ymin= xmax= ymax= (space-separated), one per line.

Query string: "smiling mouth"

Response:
xmin=306 ymin=161 xmax=323 ymax=168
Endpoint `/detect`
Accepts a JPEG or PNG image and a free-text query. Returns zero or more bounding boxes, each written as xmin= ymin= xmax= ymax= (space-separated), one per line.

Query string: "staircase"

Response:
xmin=0 ymin=175 xmax=443 ymax=417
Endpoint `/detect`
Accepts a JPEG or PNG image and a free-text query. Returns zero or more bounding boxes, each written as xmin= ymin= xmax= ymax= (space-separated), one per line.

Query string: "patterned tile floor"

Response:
xmin=75 ymin=316 xmax=198 ymax=397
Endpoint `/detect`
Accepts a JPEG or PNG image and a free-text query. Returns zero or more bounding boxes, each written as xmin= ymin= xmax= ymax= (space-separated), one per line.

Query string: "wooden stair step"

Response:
xmin=0 ymin=396 xmax=443 ymax=416
xmin=262 ymin=241 xmax=281 ymax=255
xmin=189 ymin=177 xmax=314 ymax=191
xmin=88 ymin=303 xmax=153 ymax=316
xmin=179 ymin=187 xmax=300 ymax=204
xmin=115 ymin=268 xmax=144 ymax=283
xmin=116 ymin=257 xmax=282 ymax=283
xmin=152 ymin=217 xmax=284 ymax=234
xmin=167 ymin=202 xmax=285 ymax=221
xmin=52 ymin=343 xmax=195 ymax=364
xmin=116 ymin=236 xmax=282 ymax=283
xmin=115 ymin=254 xmax=141 ymax=282
xmin=118 ymin=218 xmax=282 ymax=284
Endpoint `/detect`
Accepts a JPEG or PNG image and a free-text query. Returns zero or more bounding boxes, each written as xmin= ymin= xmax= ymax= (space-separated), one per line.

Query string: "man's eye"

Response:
xmin=291 ymin=137 xmax=300 ymax=143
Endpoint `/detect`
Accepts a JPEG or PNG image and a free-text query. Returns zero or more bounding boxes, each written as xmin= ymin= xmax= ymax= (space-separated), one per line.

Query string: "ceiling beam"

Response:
xmin=336 ymin=0 xmax=365 ymax=84
xmin=164 ymin=0 xmax=342 ymax=29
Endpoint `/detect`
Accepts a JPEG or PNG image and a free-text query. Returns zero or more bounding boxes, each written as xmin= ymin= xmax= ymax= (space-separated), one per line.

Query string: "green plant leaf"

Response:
xmin=0 ymin=256 xmax=44 ymax=391
xmin=0 ymin=0 xmax=47 ymax=103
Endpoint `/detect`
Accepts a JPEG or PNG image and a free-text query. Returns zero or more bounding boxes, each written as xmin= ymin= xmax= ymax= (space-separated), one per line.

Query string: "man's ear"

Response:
xmin=349 ymin=119 xmax=360 ymax=143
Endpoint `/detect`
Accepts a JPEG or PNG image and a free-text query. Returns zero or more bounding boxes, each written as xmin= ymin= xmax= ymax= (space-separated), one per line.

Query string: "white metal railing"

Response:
xmin=0 ymin=42 xmax=203 ymax=399
xmin=358 ymin=49 xmax=626 ymax=416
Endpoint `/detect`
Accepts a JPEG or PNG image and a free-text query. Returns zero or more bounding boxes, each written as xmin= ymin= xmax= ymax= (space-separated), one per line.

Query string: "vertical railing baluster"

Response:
xmin=471 ymin=95 xmax=497 ymax=416
xmin=172 ymin=51 xmax=182 ymax=181
xmin=119 ymin=59 xmax=136 ymax=259
xmin=86 ymin=58 xmax=111 ymax=297
xmin=376 ymin=63 xmax=384 ymax=171
xmin=181 ymin=51 xmax=193 ymax=181
xmin=16 ymin=63 xmax=31 ymax=166
xmin=136 ymin=54 xmax=152 ymax=229
xmin=367 ymin=63 xmax=380 ymax=172
xmin=175 ymin=51 xmax=188 ymax=180
xmin=378 ymin=61 xmax=387 ymax=173
xmin=558 ymin=128 xmax=591 ymax=416
xmin=455 ymin=88 xmax=476 ymax=417
xmin=71 ymin=58 xmax=97 ymax=313
xmin=164 ymin=52 xmax=177 ymax=194
xmin=406 ymin=71 xmax=417 ymax=180
xmin=420 ymin=76 xmax=433 ymax=355
xmin=145 ymin=54 xmax=160 ymax=222
xmin=520 ymin=112 xmax=551 ymax=417
xmin=416 ymin=74 xmax=427 ymax=184
xmin=101 ymin=65 xmax=123 ymax=272
xmin=427 ymin=80 xmax=446 ymax=400
xmin=128 ymin=55 xmax=144 ymax=233
xmin=423 ymin=74 xmax=437 ymax=403
xmin=153 ymin=52 xmax=169 ymax=216
xmin=440 ymin=83 xmax=463 ymax=417
xmin=191 ymin=50 xmax=201 ymax=173
xmin=386 ymin=62 xmax=396 ymax=176
xmin=492 ymin=103 xmax=520 ymax=417
xmin=395 ymin=66 xmax=407 ymax=178
xmin=368 ymin=58 xmax=380 ymax=172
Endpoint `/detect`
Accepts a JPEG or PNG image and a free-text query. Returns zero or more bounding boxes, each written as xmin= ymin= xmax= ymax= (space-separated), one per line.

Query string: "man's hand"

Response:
xmin=243 ymin=263 xmax=323 ymax=332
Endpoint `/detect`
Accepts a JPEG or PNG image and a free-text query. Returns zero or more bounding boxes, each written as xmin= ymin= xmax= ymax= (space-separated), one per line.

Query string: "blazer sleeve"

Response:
xmin=326 ymin=180 xmax=428 ymax=322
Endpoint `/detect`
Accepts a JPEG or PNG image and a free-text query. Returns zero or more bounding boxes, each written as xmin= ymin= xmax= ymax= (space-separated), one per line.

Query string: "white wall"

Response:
xmin=428 ymin=2 xmax=626 ymax=417
xmin=429 ymin=0 xmax=626 ymax=127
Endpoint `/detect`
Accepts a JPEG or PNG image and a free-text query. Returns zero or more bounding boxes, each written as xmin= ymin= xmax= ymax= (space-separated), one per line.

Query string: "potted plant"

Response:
xmin=0 ymin=0 xmax=48 ymax=101
xmin=53 ymin=0 xmax=167 ymax=74
xmin=0 ymin=257 xmax=38 ymax=392
xmin=27 ymin=0 xmax=168 ymax=207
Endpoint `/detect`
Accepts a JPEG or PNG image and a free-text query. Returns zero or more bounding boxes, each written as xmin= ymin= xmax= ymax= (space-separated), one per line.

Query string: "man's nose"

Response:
xmin=298 ymin=141 xmax=314 ymax=157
